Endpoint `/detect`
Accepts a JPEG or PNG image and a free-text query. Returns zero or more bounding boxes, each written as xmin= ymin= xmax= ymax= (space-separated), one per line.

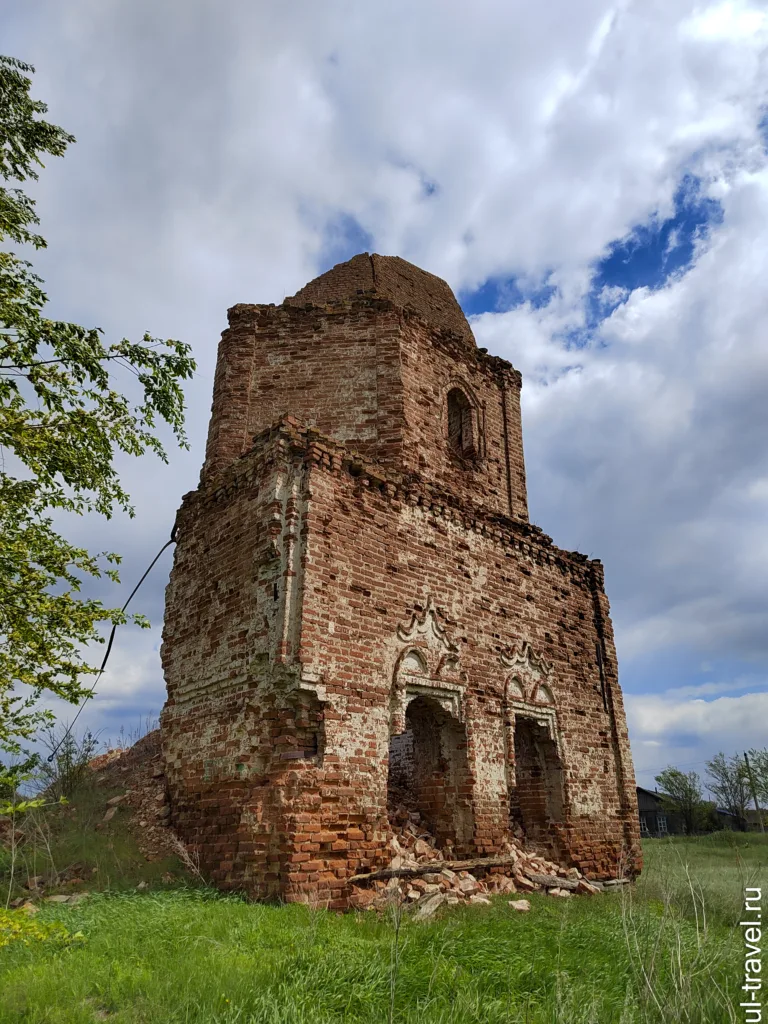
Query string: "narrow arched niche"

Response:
xmin=507 ymin=678 xmax=526 ymax=701
xmin=399 ymin=649 xmax=428 ymax=677
xmin=446 ymin=387 xmax=476 ymax=459
xmin=534 ymin=683 xmax=555 ymax=705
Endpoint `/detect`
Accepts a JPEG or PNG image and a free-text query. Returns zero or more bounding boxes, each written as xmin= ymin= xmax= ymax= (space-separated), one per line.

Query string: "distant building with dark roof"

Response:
xmin=636 ymin=786 xmax=684 ymax=837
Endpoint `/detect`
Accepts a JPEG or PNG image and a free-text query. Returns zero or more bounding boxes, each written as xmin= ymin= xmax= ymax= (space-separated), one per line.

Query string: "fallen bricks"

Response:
xmin=349 ymin=806 xmax=628 ymax=914
xmin=524 ymin=873 xmax=579 ymax=891
xmin=349 ymin=855 xmax=521 ymax=883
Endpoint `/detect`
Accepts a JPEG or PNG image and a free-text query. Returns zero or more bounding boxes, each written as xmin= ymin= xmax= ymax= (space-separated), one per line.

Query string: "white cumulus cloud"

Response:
xmin=2 ymin=0 xmax=767 ymax=769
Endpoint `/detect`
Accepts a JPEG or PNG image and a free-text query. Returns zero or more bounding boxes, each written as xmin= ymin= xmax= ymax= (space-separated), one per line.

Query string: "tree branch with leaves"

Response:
xmin=0 ymin=55 xmax=195 ymax=791
xmin=705 ymin=752 xmax=751 ymax=831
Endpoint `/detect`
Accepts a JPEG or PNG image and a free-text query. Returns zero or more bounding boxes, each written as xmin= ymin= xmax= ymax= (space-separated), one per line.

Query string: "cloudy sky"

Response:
xmin=5 ymin=0 xmax=768 ymax=793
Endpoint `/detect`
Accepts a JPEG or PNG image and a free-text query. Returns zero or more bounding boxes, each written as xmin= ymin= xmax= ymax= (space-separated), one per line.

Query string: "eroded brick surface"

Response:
xmin=161 ymin=253 xmax=642 ymax=907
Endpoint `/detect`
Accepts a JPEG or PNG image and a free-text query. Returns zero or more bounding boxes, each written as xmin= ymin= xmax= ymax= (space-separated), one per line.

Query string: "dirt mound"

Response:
xmin=87 ymin=729 xmax=182 ymax=863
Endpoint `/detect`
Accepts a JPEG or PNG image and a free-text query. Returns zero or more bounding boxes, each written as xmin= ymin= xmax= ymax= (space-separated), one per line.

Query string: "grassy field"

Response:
xmin=1 ymin=824 xmax=766 ymax=1023
xmin=0 ymin=780 xmax=185 ymax=895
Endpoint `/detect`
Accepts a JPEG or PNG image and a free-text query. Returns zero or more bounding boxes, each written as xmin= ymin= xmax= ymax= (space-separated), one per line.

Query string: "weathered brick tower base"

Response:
xmin=160 ymin=254 xmax=641 ymax=907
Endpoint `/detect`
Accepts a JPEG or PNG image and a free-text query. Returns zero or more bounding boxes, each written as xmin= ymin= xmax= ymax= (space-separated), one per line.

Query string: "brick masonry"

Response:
xmin=160 ymin=253 xmax=642 ymax=907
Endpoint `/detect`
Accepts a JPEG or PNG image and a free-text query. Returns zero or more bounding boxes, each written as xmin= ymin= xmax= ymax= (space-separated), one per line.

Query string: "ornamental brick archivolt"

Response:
xmin=502 ymin=642 xmax=557 ymax=720
xmin=391 ymin=599 xmax=466 ymax=727
xmin=500 ymin=642 xmax=561 ymax=754
xmin=396 ymin=596 xmax=458 ymax=652
xmin=500 ymin=639 xmax=554 ymax=683
xmin=501 ymin=641 xmax=557 ymax=713
xmin=504 ymin=675 xmax=556 ymax=707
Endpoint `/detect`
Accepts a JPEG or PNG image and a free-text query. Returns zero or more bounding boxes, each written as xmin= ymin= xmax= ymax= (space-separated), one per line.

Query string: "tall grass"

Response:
xmin=2 ymin=832 xmax=765 ymax=1023
xmin=637 ymin=831 xmax=766 ymax=928
xmin=1 ymin=781 xmax=186 ymax=905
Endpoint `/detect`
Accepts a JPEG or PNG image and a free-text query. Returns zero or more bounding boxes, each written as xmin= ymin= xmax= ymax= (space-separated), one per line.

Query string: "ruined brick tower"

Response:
xmin=160 ymin=253 xmax=641 ymax=906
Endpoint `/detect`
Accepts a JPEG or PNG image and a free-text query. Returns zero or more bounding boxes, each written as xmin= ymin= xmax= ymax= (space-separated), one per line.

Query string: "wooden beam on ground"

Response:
xmin=349 ymin=855 xmax=524 ymax=883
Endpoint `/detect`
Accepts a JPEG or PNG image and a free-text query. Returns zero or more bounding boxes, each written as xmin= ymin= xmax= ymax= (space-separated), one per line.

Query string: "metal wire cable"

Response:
xmin=46 ymin=523 xmax=178 ymax=762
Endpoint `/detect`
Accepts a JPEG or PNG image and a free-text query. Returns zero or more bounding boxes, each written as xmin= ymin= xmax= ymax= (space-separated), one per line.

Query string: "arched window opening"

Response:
xmin=447 ymin=388 xmax=476 ymax=459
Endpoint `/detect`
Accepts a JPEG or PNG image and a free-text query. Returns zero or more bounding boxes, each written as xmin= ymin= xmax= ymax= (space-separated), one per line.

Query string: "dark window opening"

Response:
xmin=509 ymin=716 xmax=565 ymax=858
xmin=278 ymin=731 xmax=319 ymax=760
xmin=277 ymin=699 xmax=323 ymax=761
xmin=447 ymin=388 xmax=476 ymax=459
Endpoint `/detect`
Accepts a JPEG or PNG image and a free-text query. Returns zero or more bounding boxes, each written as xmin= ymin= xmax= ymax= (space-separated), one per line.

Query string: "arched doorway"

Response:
xmin=509 ymin=714 xmax=566 ymax=852
xmin=388 ymin=694 xmax=474 ymax=854
xmin=501 ymin=650 xmax=567 ymax=858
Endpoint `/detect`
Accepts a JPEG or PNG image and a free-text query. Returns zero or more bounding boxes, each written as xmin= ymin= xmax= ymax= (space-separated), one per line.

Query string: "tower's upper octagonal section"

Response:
xmin=202 ymin=253 xmax=528 ymax=521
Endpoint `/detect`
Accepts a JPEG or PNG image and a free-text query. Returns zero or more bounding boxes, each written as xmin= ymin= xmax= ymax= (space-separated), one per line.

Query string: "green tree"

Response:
xmin=654 ymin=767 xmax=707 ymax=835
xmin=747 ymin=748 xmax=768 ymax=805
xmin=0 ymin=55 xmax=195 ymax=788
xmin=705 ymin=753 xmax=751 ymax=830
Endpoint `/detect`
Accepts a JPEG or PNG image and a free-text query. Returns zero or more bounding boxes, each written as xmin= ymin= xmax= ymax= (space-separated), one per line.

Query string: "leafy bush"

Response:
xmin=33 ymin=724 xmax=102 ymax=800
xmin=0 ymin=908 xmax=83 ymax=949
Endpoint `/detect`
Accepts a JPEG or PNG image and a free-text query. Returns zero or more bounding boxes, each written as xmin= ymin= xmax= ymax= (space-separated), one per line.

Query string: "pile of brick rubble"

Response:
xmin=350 ymin=807 xmax=621 ymax=916
xmin=22 ymin=734 xmax=628 ymax=916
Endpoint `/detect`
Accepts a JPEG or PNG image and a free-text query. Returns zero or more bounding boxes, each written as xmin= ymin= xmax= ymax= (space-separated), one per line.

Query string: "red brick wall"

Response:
xmin=202 ymin=302 xmax=397 ymax=477
xmin=163 ymin=254 xmax=640 ymax=907
xmin=203 ymin=296 xmax=527 ymax=520
xmin=298 ymin=433 xmax=640 ymax=877
xmin=397 ymin=314 xmax=527 ymax=520
xmin=162 ymin=421 xmax=641 ymax=905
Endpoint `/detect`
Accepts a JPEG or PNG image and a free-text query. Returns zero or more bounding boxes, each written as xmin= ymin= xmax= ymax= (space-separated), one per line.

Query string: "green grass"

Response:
xmin=637 ymin=830 xmax=767 ymax=928
xmin=2 ymin=834 xmax=766 ymax=1023
xmin=0 ymin=784 xmax=187 ymax=897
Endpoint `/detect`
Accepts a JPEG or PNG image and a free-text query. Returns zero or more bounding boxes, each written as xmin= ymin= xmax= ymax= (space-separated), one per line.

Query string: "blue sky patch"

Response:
xmin=758 ymin=109 xmax=768 ymax=151
xmin=554 ymin=174 xmax=725 ymax=349
xmin=317 ymin=212 xmax=374 ymax=274
xmin=592 ymin=174 xmax=722 ymax=297
xmin=621 ymin=644 xmax=722 ymax=694
xmin=461 ymin=175 xmax=721 ymax=326
xmin=619 ymin=644 xmax=765 ymax=701
xmin=460 ymin=275 xmax=556 ymax=317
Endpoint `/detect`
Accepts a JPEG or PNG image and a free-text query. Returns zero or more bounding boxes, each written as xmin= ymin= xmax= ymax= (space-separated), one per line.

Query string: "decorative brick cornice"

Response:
xmin=188 ymin=418 xmax=599 ymax=586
